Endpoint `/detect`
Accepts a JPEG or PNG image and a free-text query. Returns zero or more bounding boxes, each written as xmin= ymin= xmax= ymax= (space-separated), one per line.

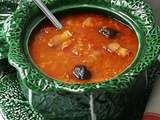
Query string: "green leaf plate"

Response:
xmin=0 ymin=59 xmax=45 ymax=120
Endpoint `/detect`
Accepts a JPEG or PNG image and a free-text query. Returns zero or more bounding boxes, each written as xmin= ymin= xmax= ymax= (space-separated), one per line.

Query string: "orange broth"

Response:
xmin=29 ymin=12 xmax=138 ymax=84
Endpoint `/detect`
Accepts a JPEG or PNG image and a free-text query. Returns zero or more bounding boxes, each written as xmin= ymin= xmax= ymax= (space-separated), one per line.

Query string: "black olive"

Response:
xmin=73 ymin=65 xmax=91 ymax=80
xmin=99 ymin=27 xmax=118 ymax=38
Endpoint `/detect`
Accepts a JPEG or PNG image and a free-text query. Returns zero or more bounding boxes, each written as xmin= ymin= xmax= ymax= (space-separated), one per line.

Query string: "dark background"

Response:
xmin=147 ymin=0 xmax=160 ymax=25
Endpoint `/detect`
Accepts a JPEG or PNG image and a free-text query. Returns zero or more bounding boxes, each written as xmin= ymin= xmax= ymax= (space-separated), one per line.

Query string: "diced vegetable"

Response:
xmin=72 ymin=49 xmax=79 ymax=56
xmin=107 ymin=42 xmax=130 ymax=57
xmin=82 ymin=17 xmax=94 ymax=28
xmin=61 ymin=40 xmax=72 ymax=50
xmin=107 ymin=42 xmax=120 ymax=52
xmin=99 ymin=27 xmax=118 ymax=38
xmin=117 ymin=47 xmax=130 ymax=57
xmin=71 ymin=40 xmax=86 ymax=56
xmin=73 ymin=65 xmax=91 ymax=80
xmin=48 ymin=30 xmax=72 ymax=47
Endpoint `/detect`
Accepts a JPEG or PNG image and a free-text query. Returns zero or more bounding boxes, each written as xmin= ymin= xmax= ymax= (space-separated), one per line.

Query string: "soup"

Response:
xmin=29 ymin=12 xmax=138 ymax=84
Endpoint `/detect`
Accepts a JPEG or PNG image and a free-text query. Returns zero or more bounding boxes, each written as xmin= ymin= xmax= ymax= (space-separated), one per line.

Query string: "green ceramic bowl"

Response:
xmin=3 ymin=0 xmax=160 ymax=119
xmin=4 ymin=0 xmax=160 ymax=93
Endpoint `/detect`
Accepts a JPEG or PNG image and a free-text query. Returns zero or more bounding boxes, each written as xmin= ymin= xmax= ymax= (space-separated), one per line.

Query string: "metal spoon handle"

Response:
xmin=33 ymin=0 xmax=63 ymax=29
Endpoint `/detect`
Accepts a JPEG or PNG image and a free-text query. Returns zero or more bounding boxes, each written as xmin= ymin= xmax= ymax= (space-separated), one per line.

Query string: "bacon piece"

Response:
xmin=48 ymin=30 xmax=72 ymax=47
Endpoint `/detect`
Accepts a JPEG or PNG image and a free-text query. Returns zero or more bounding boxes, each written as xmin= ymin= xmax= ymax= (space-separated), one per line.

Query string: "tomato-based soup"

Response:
xmin=29 ymin=12 xmax=138 ymax=84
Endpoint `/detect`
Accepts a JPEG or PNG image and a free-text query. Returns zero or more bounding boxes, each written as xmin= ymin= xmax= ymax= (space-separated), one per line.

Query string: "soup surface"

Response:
xmin=29 ymin=12 xmax=138 ymax=84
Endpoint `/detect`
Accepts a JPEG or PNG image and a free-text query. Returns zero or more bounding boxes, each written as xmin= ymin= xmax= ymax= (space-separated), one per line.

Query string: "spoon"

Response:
xmin=33 ymin=0 xmax=63 ymax=29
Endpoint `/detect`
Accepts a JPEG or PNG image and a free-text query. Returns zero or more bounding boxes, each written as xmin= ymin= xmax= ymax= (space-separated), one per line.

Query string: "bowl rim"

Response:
xmin=5 ymin=0 xmax=160 ymax=93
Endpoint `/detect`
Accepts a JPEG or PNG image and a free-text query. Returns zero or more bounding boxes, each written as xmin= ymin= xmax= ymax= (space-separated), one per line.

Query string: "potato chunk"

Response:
xmin=107 ymin=42 xmax=120 ymax=52
xmin=82 ymin=17 xmax=94 ymax=28
xmin=48 ymin=30 xmax=72 ymax=47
